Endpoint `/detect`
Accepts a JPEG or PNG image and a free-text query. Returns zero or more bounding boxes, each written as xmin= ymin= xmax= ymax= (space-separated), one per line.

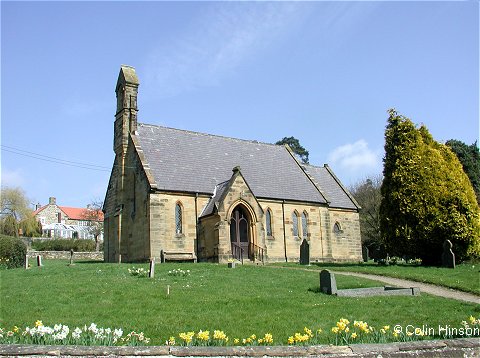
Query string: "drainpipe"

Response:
xmin=195 ymin=193 xmax=199 ymax=261
xmin=282 ymin=200 xmax=287 ymax=262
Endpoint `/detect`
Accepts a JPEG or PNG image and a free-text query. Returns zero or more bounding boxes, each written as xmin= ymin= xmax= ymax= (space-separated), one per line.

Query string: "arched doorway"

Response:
xmin=230 ymin=205 xmax=251 ymax=260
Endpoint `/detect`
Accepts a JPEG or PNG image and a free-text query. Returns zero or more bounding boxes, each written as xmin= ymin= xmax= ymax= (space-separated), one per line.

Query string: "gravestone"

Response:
xmin=24 ymin=255 xmax=29 ymax=270
xmin=69 ymin=249 xmax=75 ymax=266
xmin=149 ymin=259 xmax=155 ymax=278
xmin=300 ymin=239 xmax=310 ymax=265
xmin=362 ymin=246 xmax=369 ymax=262
xmin=36 ymin=255 xmax=43 ymax=267
xmin=442 ymin=240 xmax=455 ymax=269
xmin=320 ymin=269 xmax=337 ymax=295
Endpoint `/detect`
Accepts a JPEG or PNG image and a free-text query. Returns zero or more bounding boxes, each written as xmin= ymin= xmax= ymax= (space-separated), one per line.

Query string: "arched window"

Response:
xmin=333 ymin=222 xmax=342 ymax=235
xmin=175 ymin=202 xmax=183 ymax=234
xmin=265 ymin=209 xmax=272 ymax=237
xmin=292 ymin=211 xmax=299 ymax=237
xmin=301 ymin=211 xmax=308 ymax=238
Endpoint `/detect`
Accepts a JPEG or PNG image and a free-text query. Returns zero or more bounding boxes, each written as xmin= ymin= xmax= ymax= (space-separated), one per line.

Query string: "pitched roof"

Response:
xmin=34 ymin=205 xmax=104 ymax=221
xmin=303 ymin=164 xmax=359 ymax=210
xmin=60 ymin=206 xmax=104 ymax=221
xmin=136 ymin=124 xmax=328 ymax=204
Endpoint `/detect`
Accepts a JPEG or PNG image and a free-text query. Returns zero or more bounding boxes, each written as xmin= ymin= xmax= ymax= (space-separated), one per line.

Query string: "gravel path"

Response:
xmin=331 ymin=271 xmax=480 ymax=304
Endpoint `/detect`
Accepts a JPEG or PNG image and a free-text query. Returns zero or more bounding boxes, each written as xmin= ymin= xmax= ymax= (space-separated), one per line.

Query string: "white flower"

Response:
xmin=72 ymin=327 xmax=82 ymax=339
xmin=114 ymin=328 xmax=123 ymax=338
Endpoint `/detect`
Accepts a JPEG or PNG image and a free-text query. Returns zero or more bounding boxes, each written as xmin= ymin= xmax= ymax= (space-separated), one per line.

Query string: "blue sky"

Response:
xmin=1 ymin=1 xmax=479 ymax=209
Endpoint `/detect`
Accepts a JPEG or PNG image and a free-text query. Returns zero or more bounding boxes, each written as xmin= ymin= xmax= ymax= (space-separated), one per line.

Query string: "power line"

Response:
xmin=1 ymin=145 xmax=111 ymax=172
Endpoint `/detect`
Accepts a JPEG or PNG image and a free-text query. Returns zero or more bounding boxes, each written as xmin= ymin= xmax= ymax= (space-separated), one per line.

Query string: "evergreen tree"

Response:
xmin=446 ymin=139 xmax=480 ymax=204
xmin=275 ymin=137 xmax=309 ymax=164
xmin=380 ymin=109 xmax=480 ymax=264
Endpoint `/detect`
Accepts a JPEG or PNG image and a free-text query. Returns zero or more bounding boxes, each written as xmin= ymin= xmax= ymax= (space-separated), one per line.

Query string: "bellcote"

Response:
xmin=115 ymin=65 xmax=139 ymax=115
xmin=114 ymin=65 xmax=139 ymax=155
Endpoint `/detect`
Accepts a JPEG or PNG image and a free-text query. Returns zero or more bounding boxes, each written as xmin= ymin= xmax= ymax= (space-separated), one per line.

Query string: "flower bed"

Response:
xmin=2 ymin=317 xmax=478 ymax=347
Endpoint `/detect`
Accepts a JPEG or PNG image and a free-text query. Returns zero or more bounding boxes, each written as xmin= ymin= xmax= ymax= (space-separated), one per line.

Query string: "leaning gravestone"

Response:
xmin=300 ymin=239 xmax=310 ymax=265
xmin=442 ymin=239 xmax=455 ymax=269
xmin=320 ymin=269 xmax=337 ymax=295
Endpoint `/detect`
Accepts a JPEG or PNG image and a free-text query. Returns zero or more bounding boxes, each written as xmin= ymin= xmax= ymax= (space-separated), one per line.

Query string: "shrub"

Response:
xmin=31 ymin=239 xmax=96 ymax=252
xmin=0 ymin=235 xmax=27 ymax=269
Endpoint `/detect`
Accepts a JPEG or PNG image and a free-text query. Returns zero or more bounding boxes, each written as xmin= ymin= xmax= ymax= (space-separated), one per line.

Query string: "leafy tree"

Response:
xmin=380 ymin=109 xmax=480 ymax=264
xmin=81 ymin=199 xmax=104 ymax=251
xmin=19 ymin=213 xmax=42 ymax=237
xmin=0 ymin=187 xmax=32 ymax=237
xmin=446 ymin=139 xmax=480 ymax=204
xmin=276 ymin=137 xmax=309 ymax=164
xmin=350 ymin=175 xmax=384 ymax=258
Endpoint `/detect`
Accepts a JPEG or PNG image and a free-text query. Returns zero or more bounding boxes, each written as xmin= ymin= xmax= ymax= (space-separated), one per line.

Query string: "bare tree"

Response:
xmin=349 ymin=175 xmax=384 ymax=257
xmin=81 ymin=199 xmax=104 ymax=251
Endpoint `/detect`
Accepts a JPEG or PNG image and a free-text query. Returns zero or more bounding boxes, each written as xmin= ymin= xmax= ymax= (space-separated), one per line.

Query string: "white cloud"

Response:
xmin=1 ymin=168 xmax=27 ymax=188
xmin=327 ymin=140 xmax=380 ymax=172
xmin=143 ymin=2 xmax=306 ymax=97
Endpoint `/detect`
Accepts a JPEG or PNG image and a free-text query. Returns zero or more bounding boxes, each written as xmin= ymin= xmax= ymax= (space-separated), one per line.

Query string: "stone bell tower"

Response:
xmin=112 ymin=65 xmax=139 ymax=263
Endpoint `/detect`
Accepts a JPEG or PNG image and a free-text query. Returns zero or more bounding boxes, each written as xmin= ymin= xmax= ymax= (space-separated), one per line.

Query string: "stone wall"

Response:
xmin=1 ymin=338 xmax=478 ymax=357
xmin=27 ymin=250 xmax=103 ymax=260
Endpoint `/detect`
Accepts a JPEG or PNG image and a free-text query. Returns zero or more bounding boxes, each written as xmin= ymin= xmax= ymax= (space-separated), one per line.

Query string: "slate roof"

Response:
xmin=303 ymin=164 xmax=359 ymax=210
xmin=200 ymin=180 xmax=230 ymax=217
xmin=136 ymin=123 xmax=328 ymax=204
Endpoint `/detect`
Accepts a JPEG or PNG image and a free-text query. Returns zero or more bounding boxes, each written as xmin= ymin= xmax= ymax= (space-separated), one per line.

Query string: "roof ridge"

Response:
xmin=138 ymin=122 xmax=280 ymax=148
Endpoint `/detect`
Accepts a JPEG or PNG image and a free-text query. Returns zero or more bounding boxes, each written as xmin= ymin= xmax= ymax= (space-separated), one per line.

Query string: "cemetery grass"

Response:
xmin=1 ymin=260 xmax=478 ymax=346
xmin=302 ymin=262 xmax=480 ymax=295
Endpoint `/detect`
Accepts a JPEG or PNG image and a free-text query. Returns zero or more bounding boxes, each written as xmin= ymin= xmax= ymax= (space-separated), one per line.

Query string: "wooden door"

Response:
xmin=230 ymin=207 xmax=250 ymax=254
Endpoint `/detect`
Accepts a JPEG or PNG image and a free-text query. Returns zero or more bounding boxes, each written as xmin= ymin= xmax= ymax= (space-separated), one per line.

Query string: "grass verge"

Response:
xmin=1 ymin=260 xmax=478 ymax=345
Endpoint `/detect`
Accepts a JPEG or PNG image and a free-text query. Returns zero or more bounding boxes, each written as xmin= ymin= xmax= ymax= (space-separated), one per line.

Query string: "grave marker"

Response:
xmin=362 ymin=246 xmax=369 ymax=262
xmin=69 ymin=249 xmax=75 ymax=266
xmin=300 ymin=239 xmax=310 ymax=265
xmin=442 ymin=240 xmax=455 ymax=269
xmin=320 ymin=269 xmax=337 ymax=295
xmin=149 ymin=259 xmax=155 ymax=278
xmin=36 ymin=255 xmax=43 ymax=267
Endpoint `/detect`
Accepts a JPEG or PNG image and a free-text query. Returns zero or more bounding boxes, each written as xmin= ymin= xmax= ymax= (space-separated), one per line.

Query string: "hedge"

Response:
xmin=0 ymin=235 xmax=27 ymax=269
xmin=31 ymin=239 xmax=96 ymax=252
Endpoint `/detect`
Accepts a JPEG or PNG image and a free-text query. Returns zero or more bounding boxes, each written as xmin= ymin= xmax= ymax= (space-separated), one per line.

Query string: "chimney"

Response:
xmin=49 ymin=197 xmax=56 ymax=205
xmin=36 ymin=203 xmax=42 ymax=210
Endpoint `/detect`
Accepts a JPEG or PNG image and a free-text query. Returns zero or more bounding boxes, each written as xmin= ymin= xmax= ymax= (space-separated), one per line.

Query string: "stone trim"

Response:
xmin=0 ymin=338 xmax=478 ymax=357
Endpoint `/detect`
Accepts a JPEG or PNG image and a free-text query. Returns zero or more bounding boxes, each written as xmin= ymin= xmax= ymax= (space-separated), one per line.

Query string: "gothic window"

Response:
xmin=292 ymin=211 xmax=299 ymax=237
xmin=265 ymin=209 xmax=272 ymax=237
xmin=333 ymin=222 xmax=342 ymax=235
xmin=175 ymin=203 xmax=183 ymax=234
xmin=301 ymin=211 xmax=308 ymax=238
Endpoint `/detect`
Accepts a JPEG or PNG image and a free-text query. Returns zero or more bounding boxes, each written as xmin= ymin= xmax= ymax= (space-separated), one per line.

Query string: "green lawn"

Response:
xmin=1 ymin=260 xmax=478 ymax=345
xmin=300 ymin=262 xmax=480 ymax=295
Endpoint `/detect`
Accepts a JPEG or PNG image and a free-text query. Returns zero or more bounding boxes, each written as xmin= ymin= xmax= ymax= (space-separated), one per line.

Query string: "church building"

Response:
xmin=103 ymin=65 xmax=362 ymax=263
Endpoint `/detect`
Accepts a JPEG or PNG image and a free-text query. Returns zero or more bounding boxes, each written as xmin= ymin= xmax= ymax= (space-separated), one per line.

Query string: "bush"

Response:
xmin=0 ymin=234 xmax=27 ymax=269
xmin=31 ymin=239 xmax=96 ymax=252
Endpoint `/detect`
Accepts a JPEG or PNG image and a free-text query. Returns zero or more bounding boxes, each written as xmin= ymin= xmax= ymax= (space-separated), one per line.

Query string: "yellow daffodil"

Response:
xmin=263 ymin=333 xmax=273 ymax=344
xmin=351 ymin=332 xmax=357 ymax=339
xmin=34 ymin=320 xmax=43 ymax=328
xmin=287 ymin=336 xmax=294 ymax=345
xmin=196 ymin=330 xmax=210 ymax=341
xmin=234 ymin=338 xmax=240 ymax=345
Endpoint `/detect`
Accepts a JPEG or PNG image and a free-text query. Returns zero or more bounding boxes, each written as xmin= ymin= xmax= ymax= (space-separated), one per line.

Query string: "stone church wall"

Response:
xmin=149 ymin=192 xmax=210 ymax=261
xmin=327 ymin=209 xmax=362 ymax=261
